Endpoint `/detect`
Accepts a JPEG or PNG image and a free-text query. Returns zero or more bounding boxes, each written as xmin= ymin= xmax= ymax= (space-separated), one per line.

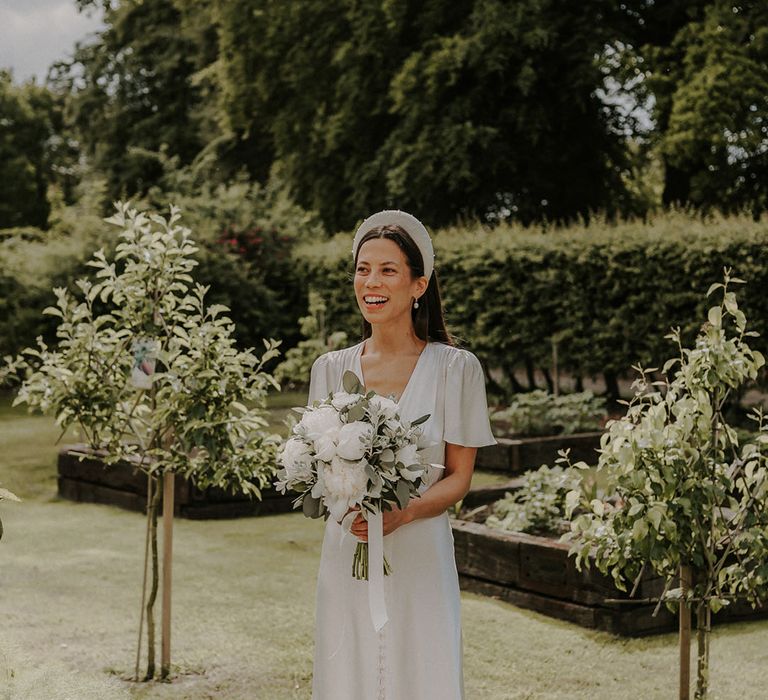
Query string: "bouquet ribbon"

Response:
xmin=367 ymin=509 xmax=388 ymax=632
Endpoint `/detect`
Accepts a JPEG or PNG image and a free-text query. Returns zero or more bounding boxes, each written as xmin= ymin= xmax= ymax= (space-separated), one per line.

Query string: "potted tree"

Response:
xmin=565 ymin=270 xmax=768 ymax=698
xmin=4 ymin=203 xmax=281 ymax=681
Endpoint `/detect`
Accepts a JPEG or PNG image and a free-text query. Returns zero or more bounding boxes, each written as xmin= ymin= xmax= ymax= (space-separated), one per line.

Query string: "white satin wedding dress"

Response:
xmin=308 ymin=340 xmax=495 ymax=700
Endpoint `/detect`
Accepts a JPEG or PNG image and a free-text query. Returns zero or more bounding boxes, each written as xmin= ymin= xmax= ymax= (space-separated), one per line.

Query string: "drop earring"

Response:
xmin=413 ymin=298 xmax=419 ymax=309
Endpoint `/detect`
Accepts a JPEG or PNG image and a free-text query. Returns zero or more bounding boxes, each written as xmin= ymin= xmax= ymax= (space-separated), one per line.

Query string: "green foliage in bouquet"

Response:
xmin=2 ymin=202 xmax=281 ymax=680
xmin=274 ymin=290 xmax=348 ymax=387
xmin=0 ymin=484 xmax=21 ymax=542
xmin=485 ymin=465 xmax=581 ymax=536
xmin=491 ymin=390 xmax=605 ymax=437
xmin=564 ymin=270 xmax=768 ymax=699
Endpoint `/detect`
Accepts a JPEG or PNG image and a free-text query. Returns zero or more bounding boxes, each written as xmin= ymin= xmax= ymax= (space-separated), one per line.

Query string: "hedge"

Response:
xmin=295 ymin=212 xmax=768 ymax=397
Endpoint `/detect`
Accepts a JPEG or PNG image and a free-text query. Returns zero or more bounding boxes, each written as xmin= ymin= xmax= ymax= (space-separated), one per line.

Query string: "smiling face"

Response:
xmin=354 ymin=237 xmax=427 ymax=328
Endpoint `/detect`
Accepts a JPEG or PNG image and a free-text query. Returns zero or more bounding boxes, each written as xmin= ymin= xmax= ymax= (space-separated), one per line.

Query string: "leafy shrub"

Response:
xmin=296 ymin=212 xmax=768 ymax=396
xmin=274 ymin=290 xmax=348 ymax=387
xmin=485 ymin=465 xmax=581 ymax=535
xmin=491 ymin=390 xmax=606 ymax=436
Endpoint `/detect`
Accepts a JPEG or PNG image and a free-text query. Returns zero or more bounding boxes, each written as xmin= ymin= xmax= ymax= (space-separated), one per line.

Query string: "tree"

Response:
xmin=53 ymin=0 xmax=209 ymax=202
xmin=0 ymin=71 xmax=55 ymax=228
xmin=215 ymin=0 xmax=633 ymax=230
xmin=5 ymin=203 xmax=281 ymax=680
xmin=617 ymin=1 xmax=768 ymax=215
xmin=565 ymin=271 xmax=768 ymax=699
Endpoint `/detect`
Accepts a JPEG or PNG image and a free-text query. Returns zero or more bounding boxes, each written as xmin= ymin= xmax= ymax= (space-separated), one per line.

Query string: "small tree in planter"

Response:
xmin=564 ymin=271 xmax=768 ymax=699
xmin=0 ymin=485 xmax=21 ymax=541
xmin=4 ymin=203 xmax=280 ymax=681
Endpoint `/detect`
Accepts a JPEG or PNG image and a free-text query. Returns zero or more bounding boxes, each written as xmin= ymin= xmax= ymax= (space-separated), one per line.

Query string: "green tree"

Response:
xmin=617 ymin=1 xmax=768 ymax=215
xmin=54 ymin=0 xmax=209 ymax=201
xmin=566 ymin=272 xmax=768 ymax=698
xmin=5 ymin=203 xmax=281 ymax=680
xmin=216 ymin=0 xmax=632 ymax=230
xmin=0 ymin=71 xmax=56 ymax=228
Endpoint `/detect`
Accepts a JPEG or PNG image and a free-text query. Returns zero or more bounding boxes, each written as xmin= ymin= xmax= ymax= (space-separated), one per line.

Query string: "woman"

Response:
xmin=309 ymin=210 xmax=495 ymax=700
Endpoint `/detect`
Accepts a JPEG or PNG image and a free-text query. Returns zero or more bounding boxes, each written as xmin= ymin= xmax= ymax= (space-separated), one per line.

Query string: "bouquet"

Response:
xmin=275 ymin=370 xmax=429 ymax=580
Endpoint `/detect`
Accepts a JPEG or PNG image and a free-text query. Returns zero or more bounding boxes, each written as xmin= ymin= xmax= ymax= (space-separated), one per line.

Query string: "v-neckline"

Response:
xmin=355 ymin=340 xmax=430 ymax=406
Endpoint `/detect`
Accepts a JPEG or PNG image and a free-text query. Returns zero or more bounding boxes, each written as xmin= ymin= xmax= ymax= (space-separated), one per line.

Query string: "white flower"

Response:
xmin=299 ymin=405 xmax=343 ymax=437
xmin=318 ymin=456 xmax=369 ymax=520
xmin=336 ymin=421 xmax=373 ymax=461
xmin=279 ymin=438 xmax=314 ymax=481
xmin=314 ymin=432 xmax=339 ymax=462
xmin=331 ymin=392 xmax=361 ymax=411
xmin=368 ymin=394 xmax=399 ymax=420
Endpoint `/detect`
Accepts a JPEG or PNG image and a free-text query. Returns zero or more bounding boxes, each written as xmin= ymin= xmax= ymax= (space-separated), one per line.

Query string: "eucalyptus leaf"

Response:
xmin=342 ymin=370 xmax=364 ymax=394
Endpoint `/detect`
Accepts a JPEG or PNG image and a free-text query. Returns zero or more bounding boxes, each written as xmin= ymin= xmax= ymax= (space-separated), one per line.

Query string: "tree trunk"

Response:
xmin=542 ymin=368 xmax=554 ymax=394
xmin=695 ymin=601 xmax=711 ymax=699
xmin=144 ymin=475 xmax=162 ymax=681
xmin=524 ymin=357 xmax=537 ymax=390
xmin=161 ymin=471 xmax=175 ymax=680
xmin=603 ymin=371 xmax=620 ymax=403
xmin=679 ymin=565 xmax=692 ymax=700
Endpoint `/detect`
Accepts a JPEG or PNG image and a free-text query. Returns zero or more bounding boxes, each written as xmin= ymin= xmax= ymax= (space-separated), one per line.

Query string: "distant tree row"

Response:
xmin=2 ymin=0 xmax=767 ymax=231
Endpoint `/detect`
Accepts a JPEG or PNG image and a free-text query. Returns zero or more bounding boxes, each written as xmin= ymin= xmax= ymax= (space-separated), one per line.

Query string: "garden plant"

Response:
xmin=2 ymin=203 xmax=281 ymax=681
xmin=490 ymin=390 xmax=606 ymax=437
xmin=565 ymin=271 xmax=768 ymax=699
xmin=485 ymin=464 xmax=581 ymax=536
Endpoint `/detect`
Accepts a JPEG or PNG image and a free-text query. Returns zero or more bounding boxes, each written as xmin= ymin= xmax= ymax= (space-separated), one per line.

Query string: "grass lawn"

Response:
xmin=2 ymin=396 xmax=767 ymax=699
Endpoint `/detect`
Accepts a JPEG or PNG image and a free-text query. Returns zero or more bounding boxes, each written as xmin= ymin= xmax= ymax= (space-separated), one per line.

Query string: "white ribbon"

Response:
xmin=367 ymin=509 xmax=388 ymax=632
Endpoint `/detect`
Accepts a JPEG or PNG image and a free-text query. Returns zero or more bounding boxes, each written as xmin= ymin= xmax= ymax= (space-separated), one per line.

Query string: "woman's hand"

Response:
xmin=350 ymin=506 xmax=412 ymax=542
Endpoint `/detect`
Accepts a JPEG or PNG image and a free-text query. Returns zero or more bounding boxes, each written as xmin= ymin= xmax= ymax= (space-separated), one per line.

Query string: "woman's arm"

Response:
xmin=350 ymin=442 xmax=477 ymax=541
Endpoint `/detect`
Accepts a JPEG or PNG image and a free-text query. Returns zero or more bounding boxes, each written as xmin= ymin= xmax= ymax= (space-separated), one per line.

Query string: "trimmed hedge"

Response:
xmin=295 ymin=212 xmax=768 ymax=395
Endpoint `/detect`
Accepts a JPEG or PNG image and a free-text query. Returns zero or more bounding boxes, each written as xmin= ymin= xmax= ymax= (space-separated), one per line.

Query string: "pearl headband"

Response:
xmin=352 ymin=209 xmax=435 ymax=280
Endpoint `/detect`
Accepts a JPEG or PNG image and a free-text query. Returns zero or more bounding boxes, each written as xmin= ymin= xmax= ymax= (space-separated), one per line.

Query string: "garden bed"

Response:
xmin=57 ymin=445 xmax=294 ymax=519
xmin=451 ymin=519 xmax=768 ymax=635
xmin=476 ymin=432 xmax=602 ymax=473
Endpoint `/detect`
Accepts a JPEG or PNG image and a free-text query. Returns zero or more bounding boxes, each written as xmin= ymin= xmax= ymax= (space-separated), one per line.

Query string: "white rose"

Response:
xmin=314 ymin=431 xmax=339 ymax=462
xmin=318 ymin=456 xmax=369 ymax=521
xmin=299 ymin=405 xmax=343 ymax=437
xmin=331 ymin=392 xmax=361 ymax=411
xmin=336 ymin=421 xmax=373 ymax=461
xmin=368 ymin=394 xmax=399 ymax=420
xmin=279 ymin=438 xmax=314 ymax=481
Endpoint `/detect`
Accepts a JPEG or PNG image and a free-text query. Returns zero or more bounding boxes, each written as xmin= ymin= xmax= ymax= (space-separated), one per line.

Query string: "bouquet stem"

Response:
xmin=352 ymin=541 xmax=392 ymax=580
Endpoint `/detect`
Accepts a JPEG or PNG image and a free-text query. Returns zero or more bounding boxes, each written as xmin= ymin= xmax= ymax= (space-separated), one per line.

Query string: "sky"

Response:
xmin=0 ymin=0 xmax=105 ymax=83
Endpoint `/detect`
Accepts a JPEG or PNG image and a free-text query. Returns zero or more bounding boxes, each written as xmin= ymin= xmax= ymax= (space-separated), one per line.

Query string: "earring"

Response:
xmin=413 ymin=298 xmax=419 ymax=309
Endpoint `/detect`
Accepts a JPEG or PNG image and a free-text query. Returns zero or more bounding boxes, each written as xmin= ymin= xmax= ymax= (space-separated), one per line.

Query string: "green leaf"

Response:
xmin=707 ymin=306 xmax=722 ymax=327
xmin=410 ymin=414 xmax=430 ymax=427
xmin=342 ymin=370 xmax=364 ymax=394
xmin=302 ymin=494 xmax=322 ymax=519
xmin=396 ymin=479 xmax=411 ymax=510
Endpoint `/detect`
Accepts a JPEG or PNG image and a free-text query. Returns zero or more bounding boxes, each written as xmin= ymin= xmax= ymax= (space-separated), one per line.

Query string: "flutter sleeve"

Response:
xmin=308 ymin=353 xmax=334 ymax=405
xmin=443 ymin=349 xmax=496 ymax=447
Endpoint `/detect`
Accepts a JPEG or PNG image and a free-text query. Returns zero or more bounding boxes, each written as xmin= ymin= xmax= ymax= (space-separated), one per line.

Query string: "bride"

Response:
xmin=308 ymin=210 xmax=495 ymax=700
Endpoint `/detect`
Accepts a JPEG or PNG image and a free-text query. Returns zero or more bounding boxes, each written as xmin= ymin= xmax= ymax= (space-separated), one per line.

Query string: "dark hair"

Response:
xmin=353 ymin=224 xmax=453 ymax=345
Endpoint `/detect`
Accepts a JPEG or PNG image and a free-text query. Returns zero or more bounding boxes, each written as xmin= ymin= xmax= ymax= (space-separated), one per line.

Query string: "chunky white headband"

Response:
xmin=352 ymin=209 xmax=435 ymax=280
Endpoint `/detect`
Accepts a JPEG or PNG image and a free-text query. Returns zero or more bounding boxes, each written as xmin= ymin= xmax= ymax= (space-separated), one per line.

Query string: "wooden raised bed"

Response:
xmin=57 ymin=445 xmax=294 ymax=519
xmin=451 ymin=519 xmax=768 ymax=635
xmin=476 ymin=431 xmax=602 ymax=474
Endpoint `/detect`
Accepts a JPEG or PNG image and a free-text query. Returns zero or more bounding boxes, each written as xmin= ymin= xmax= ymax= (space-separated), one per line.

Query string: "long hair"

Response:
xmin=354 ymin=224 xmax=453 ymax=345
